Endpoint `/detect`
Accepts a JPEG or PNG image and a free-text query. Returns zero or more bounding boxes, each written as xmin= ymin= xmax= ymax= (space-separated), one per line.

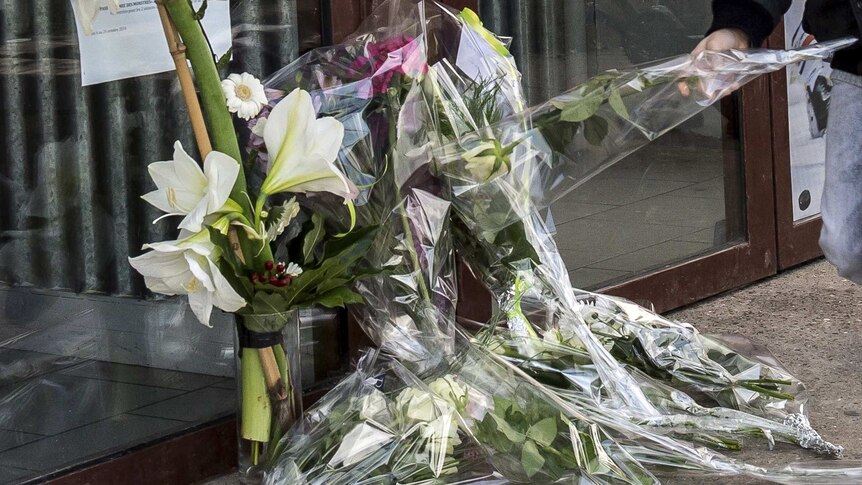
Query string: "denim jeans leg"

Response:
xmin=819 ymin=71 xmax=862 ymax=284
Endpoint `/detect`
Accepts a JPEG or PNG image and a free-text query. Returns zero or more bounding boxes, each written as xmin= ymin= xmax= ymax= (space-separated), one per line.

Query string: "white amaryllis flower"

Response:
xmin=221 ymin=73 xmax=268 ymax=121
xmin=128 ymin=229 xmax=246 ymax=326
xmin=142 ymin=142 xmax=241 ymax=233
xmin=75 ymin=0 xmax=120 ymax=35
xmin=260 ymin=88 xmax=356 ymax=200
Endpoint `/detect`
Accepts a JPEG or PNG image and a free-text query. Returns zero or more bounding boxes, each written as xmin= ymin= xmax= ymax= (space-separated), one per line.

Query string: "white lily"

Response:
xmin=75 ymin=0 xmax=120 ymax=35
xmin=128 ymin=229 xmax=247 ymax=326
xmin=142 ymin=141 xmax=241 ymax=233
xmin=260 ymin=88 xmax=356 ymax=200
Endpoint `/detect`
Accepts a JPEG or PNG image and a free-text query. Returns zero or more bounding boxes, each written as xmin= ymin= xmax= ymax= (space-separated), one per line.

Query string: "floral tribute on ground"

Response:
xmin=134 ymin=0 xmax=862 ymax=483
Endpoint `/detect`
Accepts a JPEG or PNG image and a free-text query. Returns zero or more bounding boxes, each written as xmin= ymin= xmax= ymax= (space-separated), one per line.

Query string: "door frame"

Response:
xmin=766 ymin=20 xmax=826 ymax=270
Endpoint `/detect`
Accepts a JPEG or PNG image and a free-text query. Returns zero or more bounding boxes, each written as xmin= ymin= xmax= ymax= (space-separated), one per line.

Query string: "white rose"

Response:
xmin=358 ymin=389 xmax=390 ymax=421
xmin=422 ymin=413 xmax=461 ymax=456
xmin=428 ymin=375 xmax=468 ymax=406
xmin=395 ymin=387 xmax=439 ymax=423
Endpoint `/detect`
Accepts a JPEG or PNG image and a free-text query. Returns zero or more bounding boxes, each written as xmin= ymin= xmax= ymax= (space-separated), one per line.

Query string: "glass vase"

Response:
xmin=234 ymin=310 xmax=302 ymax=484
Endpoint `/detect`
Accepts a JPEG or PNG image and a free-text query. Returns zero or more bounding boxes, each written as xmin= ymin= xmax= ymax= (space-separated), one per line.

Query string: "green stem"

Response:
xmin=241 ymin=350 xmax=271 ymax=447
xmin=163 ymin=0 xmax=242 ymax=165
xmin=385 ymin=90 xmax=431 ymax=303
xmin=254 ymin=193 xmax=268 ymax=231
xmin=163 ymin=0 xmax=274 ymax=268
xmin=399 ymin=205 xmax=432 ymax=303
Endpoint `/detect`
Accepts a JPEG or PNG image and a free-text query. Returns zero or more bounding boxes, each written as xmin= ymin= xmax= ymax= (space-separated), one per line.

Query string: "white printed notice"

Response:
xmin=70 ymin=0 xmax=231 ymax=86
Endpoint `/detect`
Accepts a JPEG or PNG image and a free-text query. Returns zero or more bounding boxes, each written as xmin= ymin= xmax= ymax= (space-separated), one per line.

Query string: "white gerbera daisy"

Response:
xmin=221 ymin=73 xmax=268 ymax=121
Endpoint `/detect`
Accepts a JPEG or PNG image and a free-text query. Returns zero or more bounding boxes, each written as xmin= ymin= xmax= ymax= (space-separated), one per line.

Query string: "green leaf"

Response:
xmin=526 ymin=418 xmax=557 ymax=448
xmin=194 ymin=0 xmax=208 ymax=19
xmin=282 ymin=226 xmax=378 ymax=308
xmin=207 ymin=226 xmax=239 ymax=267
xmin=489 ymin=413 xmax=526 ymax=444
xmin=303 ymin=213 xmax=326 ymax=265
xmin=216 ymin=47 xmax=232 ymax=71
xmin=608 ymin=87 xmax=628 ymax=120
xmin=521 ymin=440 xmax=545 ymax=478
xmin=247 ymin=292 xmax=290 ymax=331
xmin=559 ymin=94 xmax=602 ymax=123
xmin=493 ymin=396 xmax=515 ymax=415
xmin=313 ymin=287 xmax=364 ymax=308
xmin=583 ymin=116 xmax=609 ymax=146
xmin=315 ymin=277 xmax=350 ymax=296
xmin=497 ymin=221 xmax=539 ymax=267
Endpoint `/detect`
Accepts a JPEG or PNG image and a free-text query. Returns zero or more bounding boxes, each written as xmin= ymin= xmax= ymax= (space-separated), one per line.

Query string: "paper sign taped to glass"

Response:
xmin=70 ymin=0 xmax=231 ymax=86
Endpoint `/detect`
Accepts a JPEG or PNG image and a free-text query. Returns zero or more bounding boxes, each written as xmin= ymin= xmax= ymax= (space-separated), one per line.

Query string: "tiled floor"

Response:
xmin=0 ymin=352 xmax=234 ymax=484
xmin=554 ymin=123 xmax=742 ymax=290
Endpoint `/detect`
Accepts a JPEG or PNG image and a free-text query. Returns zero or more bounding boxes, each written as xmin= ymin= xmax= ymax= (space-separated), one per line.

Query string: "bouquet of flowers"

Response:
xmin=129 ymin=0 xmax=387 ymax=473
xmin=141 ymin=0 xmax=861 ymax=483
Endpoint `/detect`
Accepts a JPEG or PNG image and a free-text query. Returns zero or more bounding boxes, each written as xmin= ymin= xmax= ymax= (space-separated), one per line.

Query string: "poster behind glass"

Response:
xmin=785 ymin=0 xmax=833 ymax=221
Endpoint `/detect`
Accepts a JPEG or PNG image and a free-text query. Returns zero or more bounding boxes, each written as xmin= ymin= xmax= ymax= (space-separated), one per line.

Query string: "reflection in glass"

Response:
xmin=0 ymin=1 xmax=344 ymax=482
xmin=480 ymin=0 xmax=746 ymax=289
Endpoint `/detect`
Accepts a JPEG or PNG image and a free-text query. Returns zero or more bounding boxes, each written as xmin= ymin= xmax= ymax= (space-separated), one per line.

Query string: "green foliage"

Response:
xmin=526 ymin=417 xmax=557 ymax=447
xmin=191 ymin=0 xmax=207 ymax=19
xmin=247 ymin=225 xmax=381 ymax=315
xmin=583 ymin=116 xmax=609 ymax=146
xmin=464 ymin=77 xmax=504 ymax=127
xmin=303 ymin=213 xmax=326 ymax=264
xmin=559 ymin=93 xmax=603 ymax=123
xmin=521 ymin=440 xmax=545 ymax=478
xmin=473 ymin=396 xmax=588 ymax=481
xmin=546 ymin=72 xmax=632 ymax=148
xmin=216 ymin=47 xmax=233 ymax=72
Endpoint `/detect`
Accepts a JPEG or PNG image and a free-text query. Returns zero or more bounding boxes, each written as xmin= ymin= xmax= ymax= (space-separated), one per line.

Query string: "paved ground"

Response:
xmin=665 ymin=258 xmax=862 ymax=483
xmin=202 ymin=258 xmax=862 ymax=484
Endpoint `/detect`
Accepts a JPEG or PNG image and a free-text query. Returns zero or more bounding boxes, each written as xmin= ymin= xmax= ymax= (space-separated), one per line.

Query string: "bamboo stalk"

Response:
xmin=155 ymin=0 xmax=212 ymax=158
xmin=156 ymin=1 xmax=288 ymax=454
xmin=258 ymin=346 xmax=289 ymax=401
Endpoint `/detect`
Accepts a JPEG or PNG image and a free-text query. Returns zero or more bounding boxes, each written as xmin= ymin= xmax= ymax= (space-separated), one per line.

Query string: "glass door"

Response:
xmin=474 ymin=0 xmax=777 ymax=312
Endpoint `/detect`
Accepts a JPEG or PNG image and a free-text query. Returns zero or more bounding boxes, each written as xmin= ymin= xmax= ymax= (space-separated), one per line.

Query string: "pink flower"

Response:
xmin=349 ymin=36 xmax=427 ymax=95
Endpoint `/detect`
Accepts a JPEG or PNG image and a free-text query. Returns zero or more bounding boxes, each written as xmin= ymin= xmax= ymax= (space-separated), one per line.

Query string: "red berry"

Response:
xmin=276 ymin=263 xmax=285 ymax=273
xmin=264 ymin=261 xmax=275 ymax=271
xmin=269 ymin=277 xmax=279 ymax=285
xmin=250 ymin=273 xmax=260 ymax=283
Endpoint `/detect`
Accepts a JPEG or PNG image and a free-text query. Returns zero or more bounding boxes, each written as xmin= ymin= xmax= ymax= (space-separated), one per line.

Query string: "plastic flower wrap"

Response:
xmin=218 ymin=0 xmax=862 ymax=482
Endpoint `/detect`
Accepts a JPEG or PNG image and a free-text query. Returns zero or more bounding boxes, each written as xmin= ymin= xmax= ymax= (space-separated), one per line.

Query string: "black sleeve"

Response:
xmin=708 ymin=0 xmax=792 ymax=47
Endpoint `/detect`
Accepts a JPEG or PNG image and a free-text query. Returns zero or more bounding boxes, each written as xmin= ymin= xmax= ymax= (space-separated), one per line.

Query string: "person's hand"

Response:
xmin=678 ymin=28 xmax=751 ymax=97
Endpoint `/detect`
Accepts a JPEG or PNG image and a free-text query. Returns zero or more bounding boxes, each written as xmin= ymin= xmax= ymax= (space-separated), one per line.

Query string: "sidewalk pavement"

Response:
xmin=666 ymin=258 xmax=862 ymax=483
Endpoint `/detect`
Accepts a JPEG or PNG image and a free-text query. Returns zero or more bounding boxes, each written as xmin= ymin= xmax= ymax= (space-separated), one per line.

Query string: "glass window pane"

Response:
xmin=480 ymin=0 xmax=747 ymax=289
xmin=0 ymin=1 xmax=338 ymax=481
